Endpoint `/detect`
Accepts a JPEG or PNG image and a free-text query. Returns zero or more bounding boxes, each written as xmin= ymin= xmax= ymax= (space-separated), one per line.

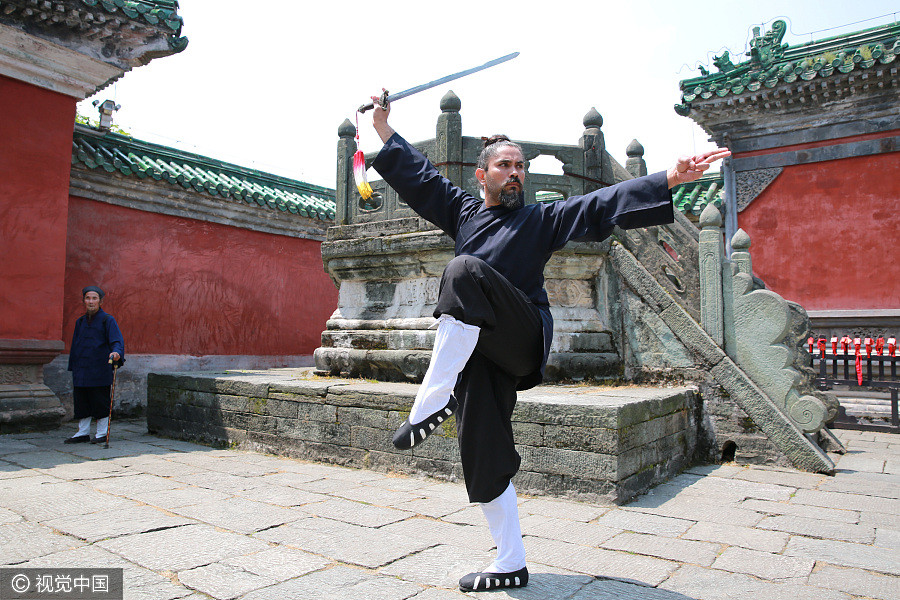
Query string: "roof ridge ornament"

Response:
xmin=749 ymin=20 xmax=788 ymax=68
xmin=713 ymin=51 xmax=736 ymax=74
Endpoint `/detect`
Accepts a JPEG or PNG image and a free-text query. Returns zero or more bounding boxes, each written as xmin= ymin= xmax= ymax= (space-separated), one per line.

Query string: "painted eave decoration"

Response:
xmin=72 ymin=124 xmax=337 ymax=222
xmin=0 ymin=0 xmax=189 ymax=72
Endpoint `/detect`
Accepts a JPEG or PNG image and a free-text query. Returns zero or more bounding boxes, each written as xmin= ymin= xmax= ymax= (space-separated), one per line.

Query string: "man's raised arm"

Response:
xmin=371 ymin=96 xmax=396 ymax=144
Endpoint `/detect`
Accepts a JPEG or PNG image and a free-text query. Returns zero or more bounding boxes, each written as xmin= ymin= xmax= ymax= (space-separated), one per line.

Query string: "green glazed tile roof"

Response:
xmin=672 ymin=173 xmax=724 ymax=217
xmin=72 ymin=125 xmax=336 ymax=222
xmin=79 ymin=0 xmax=184 ymax=33
xmin=677 ymin=20 xmax=900 ymax=111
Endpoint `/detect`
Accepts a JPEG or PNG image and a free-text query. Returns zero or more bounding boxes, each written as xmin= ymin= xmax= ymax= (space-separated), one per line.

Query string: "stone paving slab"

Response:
xmin=601 ymin=531 xmax=721 ymax=567
xmin=18 ymin=544 xmax=200 ymax=600
xmin=379 ymin=515 xmax=495 ymax=553
xmin=523 ymin=536 xmax=679 ymax=586
xmin=0 ymin=521 xmax=86 ymax=564
xmin=711 ymin=546 xmax=815 ymax=580
xmin=784 ymin=535 xmax=900 ymax=576
xmin=681 ymin=520 xmax=789 ymax=553
xmin=43 ymin=505 xmax=194 ymax=542
xmin=169 ymin=497 xmax=305 ymax=534
xmin=1 ymin=420 xmax=899 ymax=599
xmin=254 ymin=517 xmax=433 ymax=568
xmin=221 ymin=545 xmax=332 ymax=581
xmin=758 ymin=513 xmax=876 ymax=543
xmin=297 ymin=496 xmax=412 ymax=527
xmin=241 ymin=564 xmax=424 ymax=600
xmin=97 ymin=523 xmax=271 ymax=571
xmin=520 ymin=514 xmax=621 ymax=547
xmin=178 ymin=562 xmax=275 ymax=599
xmin=807 ymin=564 xmax=900 ymax=600
xmin=660 ymin=564 xmax=851 ymax=600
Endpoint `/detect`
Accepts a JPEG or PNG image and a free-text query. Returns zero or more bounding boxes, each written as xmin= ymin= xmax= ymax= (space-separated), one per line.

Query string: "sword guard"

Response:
xmin=357 ymin=89 xmax=390 ymax=113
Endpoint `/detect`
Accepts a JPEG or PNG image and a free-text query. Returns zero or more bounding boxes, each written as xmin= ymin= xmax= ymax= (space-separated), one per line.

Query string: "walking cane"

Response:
xmin=105 ymin=358 xmax=119 ymax=449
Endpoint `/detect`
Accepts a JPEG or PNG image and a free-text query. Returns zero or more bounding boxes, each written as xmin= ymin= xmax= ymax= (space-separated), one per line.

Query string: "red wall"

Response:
xmin=739 ymin=152 xmax=900 ymax=311
xmin=63 ymin=196 xmax=338 ymax=356
xmin=0 ymin=75 xmax=76 ymax=340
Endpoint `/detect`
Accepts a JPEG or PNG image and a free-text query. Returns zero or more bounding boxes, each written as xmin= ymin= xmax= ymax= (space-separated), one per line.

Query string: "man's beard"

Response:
xmin=499 ymin=189 xmax=525 ymax=210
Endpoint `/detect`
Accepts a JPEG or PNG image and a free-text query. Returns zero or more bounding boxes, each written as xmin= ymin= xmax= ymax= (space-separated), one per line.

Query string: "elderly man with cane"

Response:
xmin=366 ymin=96 xmax=729 ymax=592
xmin=64 ymin=285 xmax=125 ymax=444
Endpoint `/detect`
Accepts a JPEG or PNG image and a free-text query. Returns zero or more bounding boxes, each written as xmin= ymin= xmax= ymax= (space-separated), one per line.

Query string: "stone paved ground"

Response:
xmin=1 ymin=420 xmax=898 ymax=600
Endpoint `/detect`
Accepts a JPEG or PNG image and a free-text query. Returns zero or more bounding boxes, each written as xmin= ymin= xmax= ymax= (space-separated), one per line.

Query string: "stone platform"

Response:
xmin=147 ymin=368 xmax=697 ymax=504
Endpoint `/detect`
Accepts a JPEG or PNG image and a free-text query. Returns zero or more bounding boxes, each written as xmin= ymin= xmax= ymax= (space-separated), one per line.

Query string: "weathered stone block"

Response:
xmin=216 ymin=394 xmax=249 ymax=413
xmin=518 ymin=445 xmax=615 ymax=480
xmin=337 ymin=406 xmax=389 ymax=430
xmin=267 ymin=379 xmax=331 ymax=398
xmin=277 ymin=419 xmax=350 ymax=446
xmin=543 ymin=425 xmax=617 ymax=453
xmin=511 ymin=421 xmax=545 ymax=447
xmin=350 ymin=425 xmax=396 ymax=454
xmin=294 ymin=402 xmax=337 ymax=423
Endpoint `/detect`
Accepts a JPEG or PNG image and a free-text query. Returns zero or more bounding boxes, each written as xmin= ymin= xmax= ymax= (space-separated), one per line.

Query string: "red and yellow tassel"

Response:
xmin=353 ymin=149 xmax=373 ymax=200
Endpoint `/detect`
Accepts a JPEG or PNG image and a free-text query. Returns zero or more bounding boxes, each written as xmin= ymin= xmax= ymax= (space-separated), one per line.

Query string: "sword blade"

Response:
xmin=358 ymin=52 xmax=519 ymax=113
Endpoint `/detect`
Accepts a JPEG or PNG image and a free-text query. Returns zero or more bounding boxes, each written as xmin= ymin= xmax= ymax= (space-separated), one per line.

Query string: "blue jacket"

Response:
xmin=68 ymin=309 xmax=125 ymax=387
xmin=373 ymin=133 xmax=674 ymax=390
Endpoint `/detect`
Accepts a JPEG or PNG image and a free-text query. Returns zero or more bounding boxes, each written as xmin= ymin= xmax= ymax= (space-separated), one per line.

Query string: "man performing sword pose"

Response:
xmin=368 ymin=97 xmax=729 ymax=592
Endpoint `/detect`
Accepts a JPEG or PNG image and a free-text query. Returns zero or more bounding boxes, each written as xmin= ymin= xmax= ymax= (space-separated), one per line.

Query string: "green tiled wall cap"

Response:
xmin=72 ymin=126 xmax=336 ymax=222
xmin=672 ymin=174 xmax=724 ymax=217
xmin=678 ymin=19 xmax=900 ymax=105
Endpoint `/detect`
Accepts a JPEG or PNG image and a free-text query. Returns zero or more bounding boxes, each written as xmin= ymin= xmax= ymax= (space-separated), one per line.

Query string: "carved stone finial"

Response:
xmin=732 ymin=228 xmax=751 ymax=251
xmin=583 ymin=107 xmax=603 ymax=129
xmin=338 ymin=118 xmax=356 ymax=138
xmin=699 ymin=203 xmax=723 ymax=228
xmin=440 ymin=90 xmax=461 ymax=112
xmin=626 ymin=139 xmax=644 ymax=158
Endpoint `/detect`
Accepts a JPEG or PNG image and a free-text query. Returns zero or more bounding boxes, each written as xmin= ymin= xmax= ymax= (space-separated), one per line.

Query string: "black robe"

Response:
xmin=373 ymin=133 xmax=674 ymax=390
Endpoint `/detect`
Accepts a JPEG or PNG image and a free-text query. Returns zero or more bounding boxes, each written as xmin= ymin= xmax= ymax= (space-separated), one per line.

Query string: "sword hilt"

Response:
xmin=358 ymin=89 xmax=390 ymax=113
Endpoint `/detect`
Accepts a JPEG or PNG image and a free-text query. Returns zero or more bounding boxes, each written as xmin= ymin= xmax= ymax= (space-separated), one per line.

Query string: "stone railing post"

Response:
xmin=698 ymin=204 xmax=724 ymax=346
xmin=625 ymin=139 xmax=647 ymax=179
xmin=335 ymin=118 xmax=357 ymax=226
xmin=435 ymin=91 xmax=463 ymax=184
xmin=731 ymin=228 xmax=752 ymax=276
xmin=579 ymin=107 xmax=612 ymax=194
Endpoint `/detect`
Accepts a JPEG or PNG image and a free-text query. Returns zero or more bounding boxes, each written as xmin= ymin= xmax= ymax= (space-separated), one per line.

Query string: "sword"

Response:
xmin=357 ymin=52 xmax=519 ymax=113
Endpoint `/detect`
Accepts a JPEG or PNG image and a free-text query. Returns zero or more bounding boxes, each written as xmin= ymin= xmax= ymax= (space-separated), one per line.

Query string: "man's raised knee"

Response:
xmin=443 ymin=255 xmax=487 ymax=281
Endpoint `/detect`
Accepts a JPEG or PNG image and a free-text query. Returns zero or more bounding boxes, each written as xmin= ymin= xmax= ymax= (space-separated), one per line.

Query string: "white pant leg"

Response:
xmin=75 ymin=417 xmax=91 ymax=437
xmin=480 ymin=482 xmax=526 ymax=573
xmin=408 ymin=314 xmax=480 ymax=424
xmin=95 ymin=417 xmax=109 ymax=437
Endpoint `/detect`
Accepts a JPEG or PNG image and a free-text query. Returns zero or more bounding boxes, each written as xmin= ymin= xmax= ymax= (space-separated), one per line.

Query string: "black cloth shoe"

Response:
xmin=91 ymin=435 xmax=107 ymax=444
xmin=64 ymin=435 xmax=90 ymax=444
xmin=459 ymin=567 xmax=528 ymax=592
xmin=392 ymin=395 xmax=458 ymax=450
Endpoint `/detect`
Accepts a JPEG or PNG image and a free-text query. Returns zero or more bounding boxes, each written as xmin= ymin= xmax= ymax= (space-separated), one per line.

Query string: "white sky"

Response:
xmin=77 ymin=1 xmax=899 ymax=189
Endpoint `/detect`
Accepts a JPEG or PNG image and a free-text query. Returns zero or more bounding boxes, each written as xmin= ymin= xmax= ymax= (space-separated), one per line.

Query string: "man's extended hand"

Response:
xmin=371 ymin=93 xmax=396 ymax=144
xmin=666 ymin=148 xmax=731 ymax=189
xmin=109 ymin=352 xmax=121 ymax=363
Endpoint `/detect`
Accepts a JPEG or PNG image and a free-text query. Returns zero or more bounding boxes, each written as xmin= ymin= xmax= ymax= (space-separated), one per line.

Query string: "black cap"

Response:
xmin=82 ymin=285 xmax=105 ymax=299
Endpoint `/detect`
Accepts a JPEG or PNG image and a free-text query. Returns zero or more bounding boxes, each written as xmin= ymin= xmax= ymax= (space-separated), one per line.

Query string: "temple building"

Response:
xmin=0 ymin=1 xmax=338 ymax=430
xmin=675 ymin=19 xmax=899 ymax=339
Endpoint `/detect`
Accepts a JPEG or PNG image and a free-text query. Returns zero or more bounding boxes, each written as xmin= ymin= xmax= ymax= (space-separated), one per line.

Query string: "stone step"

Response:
xmin=146 ymin=368 xmax=696 ymax=504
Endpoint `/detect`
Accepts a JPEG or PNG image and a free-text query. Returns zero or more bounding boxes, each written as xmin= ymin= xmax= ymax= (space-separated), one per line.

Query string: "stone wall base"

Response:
xmin=0 ymin=339 xmax=65 ymax=433
xmin=147 ymin=367 xmax=698 ymax=504
xmin=45 ymin=354 xmax=315 ymax=421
